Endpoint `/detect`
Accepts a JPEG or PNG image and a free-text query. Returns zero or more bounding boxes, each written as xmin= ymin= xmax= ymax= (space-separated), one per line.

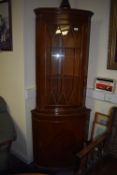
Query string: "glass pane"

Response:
xmin=46 ymin=24 xmax=82 ymax=105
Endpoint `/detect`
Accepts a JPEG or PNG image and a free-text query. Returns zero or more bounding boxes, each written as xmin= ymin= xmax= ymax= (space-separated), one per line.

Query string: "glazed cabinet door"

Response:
xmin=36 ymin=11 xmax=91 ymax=110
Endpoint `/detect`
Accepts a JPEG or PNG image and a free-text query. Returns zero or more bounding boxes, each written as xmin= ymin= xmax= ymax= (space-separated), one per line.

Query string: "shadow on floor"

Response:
xmin=1 ymin=154 xmax=117 ymax=175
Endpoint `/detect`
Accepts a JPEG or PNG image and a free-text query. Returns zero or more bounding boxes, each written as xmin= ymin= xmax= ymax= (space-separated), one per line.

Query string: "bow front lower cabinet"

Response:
xmin=32 ymin=8 xmax=93 ymax=169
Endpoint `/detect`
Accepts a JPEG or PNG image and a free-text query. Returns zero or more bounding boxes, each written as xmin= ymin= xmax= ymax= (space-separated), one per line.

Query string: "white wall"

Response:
xmin=0 ymin=0 xmax=28 ymax=161
xmin=77 ymin=0 xmax=117 ymax=137
xmin=78 ymin=0 xmax=117 ymax=88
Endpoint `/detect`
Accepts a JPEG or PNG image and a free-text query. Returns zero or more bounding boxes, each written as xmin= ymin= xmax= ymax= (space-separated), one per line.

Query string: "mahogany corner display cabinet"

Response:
xmin=32 ymin=0 xmax=93 ymax=169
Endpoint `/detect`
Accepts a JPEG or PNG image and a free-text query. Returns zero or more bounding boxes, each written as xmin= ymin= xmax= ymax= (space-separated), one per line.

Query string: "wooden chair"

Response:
xmin=75 ymin=108 xmax=116 ymax=175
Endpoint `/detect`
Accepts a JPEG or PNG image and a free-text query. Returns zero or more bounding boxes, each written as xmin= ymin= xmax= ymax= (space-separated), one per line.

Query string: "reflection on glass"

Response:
xmin=46 ymin=24 xmax=81 ymax=104
xmin=52 ymin=53 xmax=64 ymax=60
xmin=56 ymin=26 xmax=70 ymax=36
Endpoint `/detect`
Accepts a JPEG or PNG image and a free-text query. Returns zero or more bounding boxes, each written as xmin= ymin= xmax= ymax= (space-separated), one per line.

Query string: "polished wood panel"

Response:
xmin=32 ymin=7 xmax=93 ymax=169
xmin=32 ymin=108 xmax=90 ymax=168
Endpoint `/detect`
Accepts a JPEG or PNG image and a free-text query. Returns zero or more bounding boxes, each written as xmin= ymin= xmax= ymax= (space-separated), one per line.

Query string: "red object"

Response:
xmin=96 ymin=83 xmax=112 ymax=91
